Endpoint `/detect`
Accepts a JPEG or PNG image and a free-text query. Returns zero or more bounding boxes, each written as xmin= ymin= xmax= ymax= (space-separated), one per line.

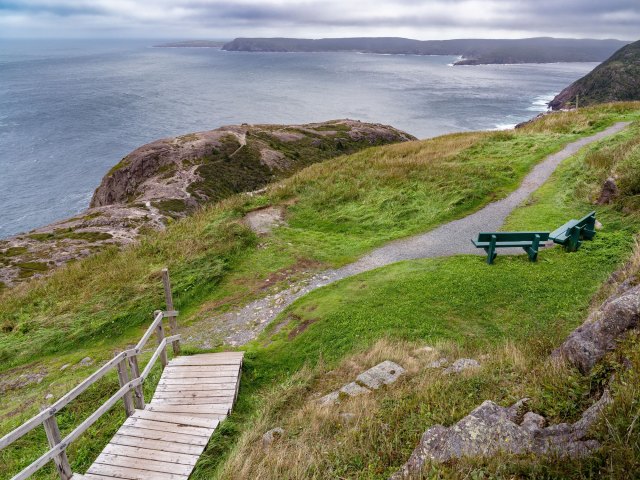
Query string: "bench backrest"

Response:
xmin=476 ymin=232 xmax=550 ymax=242
xmin=576 ymin=211 xmax=596 ymax=226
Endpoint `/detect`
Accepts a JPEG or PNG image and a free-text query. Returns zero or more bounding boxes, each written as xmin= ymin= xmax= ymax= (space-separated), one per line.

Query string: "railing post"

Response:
xmin=155 ymin=309 xmax=169 ymax=368
xmin=162 ymin=268 xmax=181 ymax=355
xmin=127 ymin=355 xmax=145 ymax=409
xmin=42 ymin=415 xmax=72 ymax=480
xmin=116 ymin=356 xmax=135 ymax=417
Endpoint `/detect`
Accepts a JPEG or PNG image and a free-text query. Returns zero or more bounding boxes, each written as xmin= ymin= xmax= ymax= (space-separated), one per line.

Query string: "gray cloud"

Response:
xmin=0 ymin=0 xmax=637 ymax=40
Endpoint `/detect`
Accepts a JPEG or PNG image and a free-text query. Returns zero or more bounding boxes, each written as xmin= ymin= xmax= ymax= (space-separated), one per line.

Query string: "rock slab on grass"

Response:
xmin=391 ymin=391 xmax=611 ymax=479
xmin=356 ymin=360 xmax=406 ymax=390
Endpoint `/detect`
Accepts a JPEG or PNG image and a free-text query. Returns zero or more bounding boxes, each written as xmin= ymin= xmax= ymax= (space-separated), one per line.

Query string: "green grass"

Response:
xmin=2 ymin=104 xmax=640 ymax=479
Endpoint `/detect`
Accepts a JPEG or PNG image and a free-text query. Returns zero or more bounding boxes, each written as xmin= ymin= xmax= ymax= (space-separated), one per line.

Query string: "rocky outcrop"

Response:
xmin=552 ymin=282 xmax=640 ymax=373
xmin=0 ymin=120 xmax=414 ymax=288
xmin=391 ymin=391 xmax=611 ymax=478
xmin=549 ymin=39 xmax=640 ymax=110
xmin=597 ymin=177 xmax=619 ymax=205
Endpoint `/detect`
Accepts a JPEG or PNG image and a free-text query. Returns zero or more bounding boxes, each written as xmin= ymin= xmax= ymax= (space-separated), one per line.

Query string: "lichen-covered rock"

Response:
xmin=356 ymin=360 xmax=405 ymax=390
xmin=552 ymin=283 xmax=640 ymax=373
xmin=391 ymin=391 xmax=611 ymax=479
xmin=340 ymin=382 xmax=371 ymax=397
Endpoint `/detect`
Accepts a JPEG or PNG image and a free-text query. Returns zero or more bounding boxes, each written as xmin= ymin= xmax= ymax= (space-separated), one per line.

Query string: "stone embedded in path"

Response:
xmin=318 ymin=391 xmax=340 ymax=406
xmin=390 ymin=391 xmax=611 ymax=479
xmin=427 ymin=358 xmax=449 ymax=368
xmin=356 ymin=361 xmax=406 ymax=390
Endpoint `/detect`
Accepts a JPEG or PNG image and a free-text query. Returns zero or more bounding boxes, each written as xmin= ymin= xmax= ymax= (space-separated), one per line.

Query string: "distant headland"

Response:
xmin=156 ymin=37 xmax=629 ymax=65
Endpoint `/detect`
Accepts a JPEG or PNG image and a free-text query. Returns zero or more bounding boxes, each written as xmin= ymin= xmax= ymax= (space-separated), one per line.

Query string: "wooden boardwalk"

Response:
xmin=74 ymin=352 xmax=243 ymax=480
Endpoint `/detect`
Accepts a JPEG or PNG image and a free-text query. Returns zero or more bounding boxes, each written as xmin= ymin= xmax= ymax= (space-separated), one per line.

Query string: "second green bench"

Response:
xmin=472 ymin=232 xmax=550 ymax=264
xmin=549 ymin=211 xmax=596 ymax=252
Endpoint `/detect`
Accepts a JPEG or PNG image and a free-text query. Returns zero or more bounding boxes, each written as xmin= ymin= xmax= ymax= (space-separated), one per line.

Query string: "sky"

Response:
xmin=0 ymin=0 xmax=638 ymax=40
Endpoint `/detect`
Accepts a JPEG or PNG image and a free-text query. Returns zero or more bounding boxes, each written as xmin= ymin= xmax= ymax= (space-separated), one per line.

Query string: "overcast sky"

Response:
xmin=0 ymin=0 xmax=638 ymax=40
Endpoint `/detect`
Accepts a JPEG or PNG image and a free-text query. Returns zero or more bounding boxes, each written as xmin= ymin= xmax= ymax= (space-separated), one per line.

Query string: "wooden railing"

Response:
xmin=0 ymin=268 xmax=180 ymax=480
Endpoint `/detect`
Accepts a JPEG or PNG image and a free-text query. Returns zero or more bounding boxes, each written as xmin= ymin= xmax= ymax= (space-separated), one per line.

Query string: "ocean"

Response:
xmin=0 ymin=39 xmax=597 ymax=238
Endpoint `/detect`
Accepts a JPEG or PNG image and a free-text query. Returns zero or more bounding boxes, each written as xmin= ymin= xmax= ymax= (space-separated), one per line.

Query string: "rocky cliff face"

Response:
xmin=0 ymin=120 xmax=414 ymax=288
xmin=549 ymin=39 xmax=640 ymax=110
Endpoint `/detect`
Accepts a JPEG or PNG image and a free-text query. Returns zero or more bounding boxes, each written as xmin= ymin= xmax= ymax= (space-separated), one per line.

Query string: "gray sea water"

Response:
xmin=0 ymin=39 xmax=597 ymax=238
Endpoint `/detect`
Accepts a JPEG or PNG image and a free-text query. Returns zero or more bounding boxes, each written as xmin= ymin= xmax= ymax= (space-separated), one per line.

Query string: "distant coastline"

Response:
xmin=156 ymin=37 xmax=629 ymax=65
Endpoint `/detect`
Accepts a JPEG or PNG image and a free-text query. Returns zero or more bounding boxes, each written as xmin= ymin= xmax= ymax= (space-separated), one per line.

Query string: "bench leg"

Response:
xmin=486 ymin=235 xmax=497 ymax=265
xmin=583 ymin=214 xmax=596 ymax=240
xmin=527 ymin=234 xmax=541 ymax=262
xmin=566 ymin=226 xmax=581 ymax=252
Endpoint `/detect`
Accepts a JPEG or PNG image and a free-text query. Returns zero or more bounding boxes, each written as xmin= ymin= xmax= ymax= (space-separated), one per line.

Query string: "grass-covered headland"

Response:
xmin=2 ymin=103 xmax=640 ymax=479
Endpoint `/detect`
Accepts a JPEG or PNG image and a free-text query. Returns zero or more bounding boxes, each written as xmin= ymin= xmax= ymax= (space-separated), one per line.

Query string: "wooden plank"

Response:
xmin=102 ymin=444 xmax=199 ymax=466
xmin=150 ymin=398 xmax=234 ymax=406
xmin=87 ymin=463 xmax=188 ymax=480
xmin=109 ymin=434 xmax=203 ymax=456
xmin=123 ymin=417 xmax=213 ymax=437
xmin=153 ymin=390 xmax=235 ymax=399
xmin=116 ymin=425 xmax=209 ymax=446
xmin=168 ymin=356 xmax=243 ymax=366
xmin=135 ymin=310 xmax=165 ymax=352
xmin=162 ymin=269 xmax=180 ymax=356
xmin=164 ymin=365 xmax=240 ymax=373
xmin=159 ymin=372 xmax=239 ymax=380
xmin=146 ymin=404 xmax=230 ymax=415
xmin=157 ymin=378 xmax=237 ymax=386
xmin=82 ymin=474 xmax=121 ymax=480
xmin=155 ymin=384 xmax=237 ymax=392
xmin=131 ymin=410 xmax=219 ymax=429
xmin=94 ymin=453 xmax=193 ymax=476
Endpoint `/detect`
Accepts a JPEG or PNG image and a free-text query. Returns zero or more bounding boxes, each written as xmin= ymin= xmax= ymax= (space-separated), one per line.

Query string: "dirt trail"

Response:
xmin=183 ymin=122 xmax=630 ymax=348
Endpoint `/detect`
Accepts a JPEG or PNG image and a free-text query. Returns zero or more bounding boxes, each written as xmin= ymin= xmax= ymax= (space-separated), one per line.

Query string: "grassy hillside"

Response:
xmin=2 ymin=103 xmax=640 ymax=479
xmin=550 ymin=40 xmax=640 ymax=110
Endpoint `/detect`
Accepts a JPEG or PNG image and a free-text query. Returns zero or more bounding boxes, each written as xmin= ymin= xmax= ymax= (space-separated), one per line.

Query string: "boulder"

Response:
xmin=552 ymin=283 xmax=640 ymax=373
xmin=597 ymin=177 xmax=619 ymax=205
xmin=391 ymin=391 xmax=611 ymax=479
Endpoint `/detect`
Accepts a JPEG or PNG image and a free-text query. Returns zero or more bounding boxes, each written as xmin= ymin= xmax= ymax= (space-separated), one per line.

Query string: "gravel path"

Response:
xmin=184 ymin=122 xmax=630 ymax=348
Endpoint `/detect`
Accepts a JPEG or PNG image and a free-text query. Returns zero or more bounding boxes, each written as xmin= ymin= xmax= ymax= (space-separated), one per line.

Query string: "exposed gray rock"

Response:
xmin=78 ymin=357 xmax=94 ymax=367
xmin=552 ymin=283 xmax=640 ymax=373
xmin=597 ymin=177 xmax=619 ymax=205
xmin=443 ymin=358 xmax=480 ymax=374
xmin=340 ymin=382 xmax=371 ymax=398
xmin=427 ymin=358 xmax=449 ymax=369
xmin=391 ymin=391 xmax=611 ymax=479
xmin=356 ymin=361 xmax=406 ymax=390
xmin=45 ymin=393 xmax=54 ymax=400
xmin=318 ymin=391 xmax=340 ymax=406
xmin=59 ymin=364 xmax=70 ymax=371
xmin=262 ymin=427 xmax=285 ymax=447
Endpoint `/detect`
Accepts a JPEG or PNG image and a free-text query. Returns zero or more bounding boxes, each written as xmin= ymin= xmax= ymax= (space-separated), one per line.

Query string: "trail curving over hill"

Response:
xmin=184 ymin=122 xmax=631 ymax=348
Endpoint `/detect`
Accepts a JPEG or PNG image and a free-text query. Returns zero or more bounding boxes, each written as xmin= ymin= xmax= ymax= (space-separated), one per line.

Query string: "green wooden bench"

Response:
xmin=549 ymin=211 xmax=596 ymax=252
xmin=471 ymin=232 xmax=550 ymax=264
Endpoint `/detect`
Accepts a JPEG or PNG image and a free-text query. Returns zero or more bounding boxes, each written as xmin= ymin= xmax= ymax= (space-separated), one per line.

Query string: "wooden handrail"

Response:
xmin=2 ymin=267 xmax=182 ymax=480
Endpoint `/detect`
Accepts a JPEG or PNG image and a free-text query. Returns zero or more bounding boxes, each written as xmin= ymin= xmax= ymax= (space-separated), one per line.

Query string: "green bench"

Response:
xmin=549 ymin=211 xmax=596 ymax=252
xmin=471 ymin=232 xmax=550 ymax=264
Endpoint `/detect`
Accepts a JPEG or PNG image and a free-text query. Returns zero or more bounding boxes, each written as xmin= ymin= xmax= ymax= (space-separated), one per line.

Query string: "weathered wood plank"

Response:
xmin=155 ymin=384 xmax=237 ymax=392
xmin=159 ymin=372 xmax=239 ymax=379
xmin=131 ymin=410 xmax=219 ymax=429
xmin=157 ymin=378 xmax=237 ymax=386
xmin=145 ymin=404 xmax=230 ymax=415
xmin=164 ymin=365 xmax=240 ymax=373
xmin=153 ymin=390 xmax=235 ymax=399
xmin=168 ymin=356 xmax=243 ymax=366
xmin=109 ymin=434 xmax=203 ymax=456
xmin=151 ymin=398 xmax=234 ymax=406
xmin=116 ymin=425 xmax=209 ymax=446
xmin=94 ymin=453 xmax=193 ymax=476
xmin=123 ymin=417 xmax=213 ymax=437
xmin=102 ymin=444 xmax=199 ymax=466
xmin=87 ymin=463 xmax=188 ymax=480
